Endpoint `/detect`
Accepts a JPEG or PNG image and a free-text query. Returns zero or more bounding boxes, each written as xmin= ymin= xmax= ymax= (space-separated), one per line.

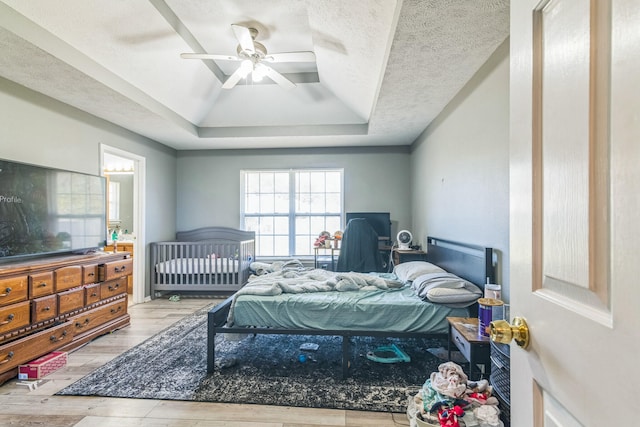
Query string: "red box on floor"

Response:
xmin=18 ymin=351 xmax=68 ymax=380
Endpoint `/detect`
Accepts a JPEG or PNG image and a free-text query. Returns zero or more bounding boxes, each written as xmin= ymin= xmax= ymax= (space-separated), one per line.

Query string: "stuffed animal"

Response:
xmin=314 ymin=231 xmax=332 ymax=248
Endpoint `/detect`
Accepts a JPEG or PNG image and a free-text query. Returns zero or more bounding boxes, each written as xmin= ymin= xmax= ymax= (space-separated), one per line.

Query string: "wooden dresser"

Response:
xmin=0 ymin=252 xmax=132 ymax=385
xmin=103 ymin=242 xmax=134 ymax=294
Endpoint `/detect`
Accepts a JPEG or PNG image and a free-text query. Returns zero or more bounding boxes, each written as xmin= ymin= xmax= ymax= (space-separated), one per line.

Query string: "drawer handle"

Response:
xmin=87 ymin=272 xmax=95 ymax=277
xmin=43 ymin=306 xmax=51 ymax=311
xmin=114 ymin=266 xmax=127 ymax=273
xmin=90 ymin=292 xmax=98 ymax=297
xmin=0 ymin=287 xmax=12 ymax=297
xmin=50 ymin=330 xmax=68 ymax=342
xmin=0 ymin=351 xmax=14 ymax=365
xmin=110 ymin=306 xmax=122 ymax=314
xmin=108 ymin=283 xmax=121 ymax=291
xmin=0 ymin=314 xmax=15 ymax=325
xmin=38 ymin=282 xmax=48 ymax=288
xmin=455 ymin=335 xmax=465 ymax=346
xmin=75 ymin=318 xmax=90 ymax=328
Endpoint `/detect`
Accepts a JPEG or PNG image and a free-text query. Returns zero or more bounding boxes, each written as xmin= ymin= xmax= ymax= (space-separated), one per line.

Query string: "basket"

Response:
xmin=415 ymin=417 xmax=440 ymax=427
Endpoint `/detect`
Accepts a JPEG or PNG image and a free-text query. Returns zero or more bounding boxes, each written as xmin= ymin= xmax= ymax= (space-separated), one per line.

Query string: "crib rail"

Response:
xmin=151 ymin=239 xmax=254 ymax=295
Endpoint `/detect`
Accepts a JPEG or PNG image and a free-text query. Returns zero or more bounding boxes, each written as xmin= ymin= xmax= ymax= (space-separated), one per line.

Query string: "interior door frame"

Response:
xmin=100 ymin=144 xmax=146 ymax=305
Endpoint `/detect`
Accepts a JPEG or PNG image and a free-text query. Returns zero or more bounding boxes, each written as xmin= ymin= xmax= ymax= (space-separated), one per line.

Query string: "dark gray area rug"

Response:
xmin=56 ymin=303 xmax=451 ymax=412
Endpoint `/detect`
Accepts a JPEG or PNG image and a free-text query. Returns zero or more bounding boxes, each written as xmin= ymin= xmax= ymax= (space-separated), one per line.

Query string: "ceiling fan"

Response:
xmin=181 ymin=24 xmax=316 ymax=90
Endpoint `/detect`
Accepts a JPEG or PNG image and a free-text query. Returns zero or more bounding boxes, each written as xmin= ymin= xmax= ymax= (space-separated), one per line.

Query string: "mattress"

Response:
xmin=155 ymin=257 xmax=240 ymax=274
xmin=231 ymin=285 xmax=469 ymax=334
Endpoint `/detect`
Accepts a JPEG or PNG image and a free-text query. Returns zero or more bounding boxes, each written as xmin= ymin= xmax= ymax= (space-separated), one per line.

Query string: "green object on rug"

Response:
xmin=56 ymin=303 xmax=452 ymax=412
xmin=366 ymin=343 xmax=411 ymax=363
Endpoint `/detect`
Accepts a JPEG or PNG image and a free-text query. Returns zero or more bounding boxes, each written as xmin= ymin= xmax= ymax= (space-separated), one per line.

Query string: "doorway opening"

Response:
xmin=101 ymin=145 xmax=146 ymax=305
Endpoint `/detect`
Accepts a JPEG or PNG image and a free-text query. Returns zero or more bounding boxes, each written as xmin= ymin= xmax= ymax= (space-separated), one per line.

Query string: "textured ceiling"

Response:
xmin=0 ymin=0 xmax=509 ymax=150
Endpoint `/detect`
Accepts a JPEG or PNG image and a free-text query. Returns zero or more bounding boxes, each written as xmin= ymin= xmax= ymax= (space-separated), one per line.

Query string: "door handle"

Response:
xmin=490 ymin=316 xmax=530 ymax=349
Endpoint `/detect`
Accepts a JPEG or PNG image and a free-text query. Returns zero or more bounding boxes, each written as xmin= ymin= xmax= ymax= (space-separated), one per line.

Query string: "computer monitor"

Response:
xmin=345 ymin=212 xmax=391 ymax=241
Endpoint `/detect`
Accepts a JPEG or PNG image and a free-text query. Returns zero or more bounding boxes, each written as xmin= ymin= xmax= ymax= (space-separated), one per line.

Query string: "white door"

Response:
xmin=509 ymin=0 xmax=639 ymax=425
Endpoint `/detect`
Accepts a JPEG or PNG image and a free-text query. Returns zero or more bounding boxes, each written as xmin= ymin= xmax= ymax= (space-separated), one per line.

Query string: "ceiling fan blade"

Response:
xmin=264 ymin=51 xmax=316 ymax=63
xmin=180 ymin=53 xmax=239 ymax=61
xmin=231 ymin=24 xmax=255 ymax=53
xmin=222 ymin=61 xmax=253 ymax=89
xmin=260 ymin=65 xmax=296 ymax=90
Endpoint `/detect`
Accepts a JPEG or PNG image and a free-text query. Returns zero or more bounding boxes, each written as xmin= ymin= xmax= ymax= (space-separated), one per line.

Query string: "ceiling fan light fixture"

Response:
xmin=252 ymin=64 xmax=266 ymax=81
xmin=181 ymin=23 xmax=314 ymax=90
xmin=239 ymin=59 xmax=253 ymax=77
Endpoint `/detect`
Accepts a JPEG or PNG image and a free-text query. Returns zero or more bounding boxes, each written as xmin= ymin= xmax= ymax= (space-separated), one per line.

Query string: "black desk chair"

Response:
xmin=336 ymin=218 xmax=384 ymax=272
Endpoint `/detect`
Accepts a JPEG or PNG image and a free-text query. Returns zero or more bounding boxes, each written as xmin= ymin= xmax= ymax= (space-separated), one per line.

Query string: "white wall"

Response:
xmin=176 ymin=147 xmax=412 ymax=239
xmin=0 ymin=77 xmax=178 ymax=296
xmin=410 ymin=39 xmax=510 ymax=300
xmin=0 ymin=38 xmax=510 ymax=296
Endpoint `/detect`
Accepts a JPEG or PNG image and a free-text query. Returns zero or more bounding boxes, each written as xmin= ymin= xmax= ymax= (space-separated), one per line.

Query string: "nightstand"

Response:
xmin=392 ymin=249 xmax=427 ymax=265
xmin=446 ymin=317 xmax=491 ymax=380
xmin=314 ymin=246 xmax=339 ymax=271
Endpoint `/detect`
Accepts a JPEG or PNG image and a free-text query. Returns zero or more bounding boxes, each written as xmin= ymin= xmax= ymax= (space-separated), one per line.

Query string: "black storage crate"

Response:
xmin=490 ymin=341 xmax=510 ymax=427
xmin=494 ymin=385 xmax=511 ymax=427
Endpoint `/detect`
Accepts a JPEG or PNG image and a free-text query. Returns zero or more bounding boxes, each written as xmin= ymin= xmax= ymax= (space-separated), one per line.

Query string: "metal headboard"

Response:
xmin=425 ymin=236 xmax=496 ymax=288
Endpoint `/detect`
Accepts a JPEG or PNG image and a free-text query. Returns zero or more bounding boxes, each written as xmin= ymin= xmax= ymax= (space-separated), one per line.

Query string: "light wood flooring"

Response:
xmin=0 ymin=297 xmax=408 ymax=426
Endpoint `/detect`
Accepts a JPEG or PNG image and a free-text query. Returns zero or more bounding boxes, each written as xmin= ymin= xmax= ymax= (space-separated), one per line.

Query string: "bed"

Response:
xmin=207 ymin=236 xmax=496 ymax=378
xmin=150 ymin=227 xmax=255 ymax=297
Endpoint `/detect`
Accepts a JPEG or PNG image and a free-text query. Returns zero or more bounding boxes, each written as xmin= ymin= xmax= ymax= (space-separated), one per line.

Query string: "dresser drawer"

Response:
xmin=0 ymin=276 xmax=28 ymax=307
xmin=84 ymin=283 xmax=101 ymax=305
xmin=0 ymin=301 xmax=31 ymax=335
xmin=100 ymin=259 xmax=133 ymax=282
xmin=451 ymin=325 xmax=472 ymax=361
xmin=82 ymin=264 xmax=99 ymax=285
xmin=29 ymin=272 xmax=54 ymax=298
xmin=54 ymin=266 xmax=82 ymax=292
xmin=72 ymin=298 xmax=128 ymax=335
xmin=119 ymin=243 xmax=134 ymax=256
xmin=100 ymin=278 xmax=128 ymax=298
xmin=58 ymin=287 xmax=85 ymax=314
xmin=0 ymin=321 xmax=75 ymax=371
xmin=32 ymin=295 xmax=58 ymax=323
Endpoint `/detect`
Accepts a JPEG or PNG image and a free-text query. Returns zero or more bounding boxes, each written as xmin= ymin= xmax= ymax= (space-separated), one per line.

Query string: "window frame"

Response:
xmin=240 ymin=168 xmax=344 ymax=258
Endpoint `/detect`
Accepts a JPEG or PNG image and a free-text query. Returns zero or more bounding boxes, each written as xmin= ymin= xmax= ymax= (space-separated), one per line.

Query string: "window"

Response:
xmin=241 ymin=169 xmax=343 ymax=257
xmin=108 ymin=181 xmax=120 ymax=221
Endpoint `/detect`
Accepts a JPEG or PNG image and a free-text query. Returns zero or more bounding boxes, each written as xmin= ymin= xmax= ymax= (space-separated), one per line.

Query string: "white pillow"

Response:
xmin=425 ymin=287 xmax=482 ymax=307
xmin=393 ymin=261 xmax=445 ymax=282
xmin=410 ymin=271 xmax=483 ymax=307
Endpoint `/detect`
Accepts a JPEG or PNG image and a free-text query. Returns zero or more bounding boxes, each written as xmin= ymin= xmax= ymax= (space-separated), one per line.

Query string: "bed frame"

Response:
xmin=150 ymin=227 xmax=255 ymax=297
xmin=207 ymin=236 xmax=495 ymax=378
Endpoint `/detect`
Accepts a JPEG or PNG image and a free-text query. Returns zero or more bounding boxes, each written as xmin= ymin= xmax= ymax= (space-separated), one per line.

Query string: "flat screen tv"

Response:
xmin=345 ymin=212 xmax=391 ymax=240
xmin=0 ymin=158 xmax=107 ymax=262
